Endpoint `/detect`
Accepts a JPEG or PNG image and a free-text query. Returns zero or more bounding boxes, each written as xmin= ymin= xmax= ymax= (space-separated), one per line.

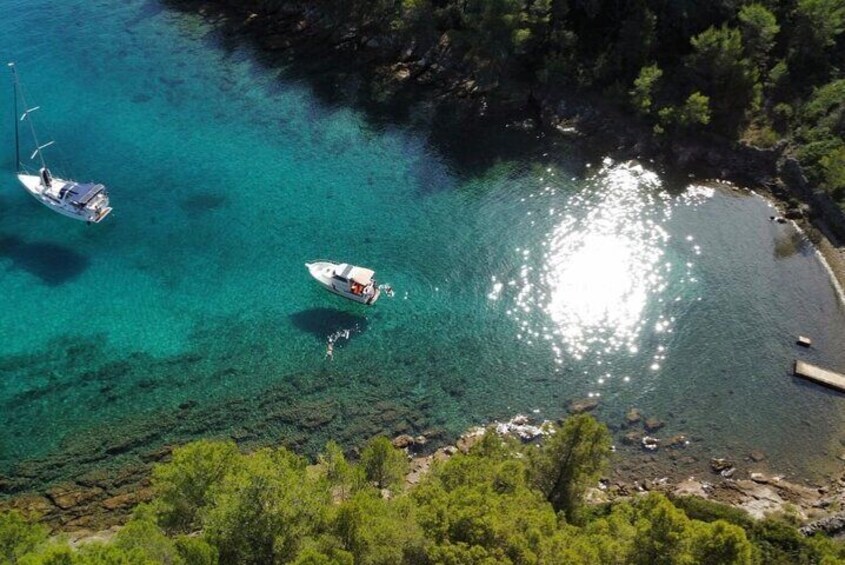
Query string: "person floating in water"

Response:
xmin=325 ymin=341 xmax=334 ymax=360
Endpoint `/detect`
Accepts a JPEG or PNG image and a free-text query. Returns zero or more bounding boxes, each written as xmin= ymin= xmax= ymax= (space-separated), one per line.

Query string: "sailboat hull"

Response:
xmin=18 ymin=174 xmax=111 ymax=223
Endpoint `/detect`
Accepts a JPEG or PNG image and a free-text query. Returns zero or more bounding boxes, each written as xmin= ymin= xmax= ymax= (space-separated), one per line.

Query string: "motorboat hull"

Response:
xmin=306 ymin=261 xmax=381 ymax=305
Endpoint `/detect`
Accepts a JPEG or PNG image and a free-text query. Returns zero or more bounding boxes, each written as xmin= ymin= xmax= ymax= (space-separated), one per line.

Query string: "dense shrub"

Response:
xmin=3 ymin=416 xmax=844 ymax=563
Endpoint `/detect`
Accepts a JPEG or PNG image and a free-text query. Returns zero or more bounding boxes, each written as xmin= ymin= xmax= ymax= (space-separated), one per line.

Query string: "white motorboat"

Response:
xmin=305 ymin=261 xmax=381 ymax=305
xmin=8 ymin=62 xmax=112 ymax=223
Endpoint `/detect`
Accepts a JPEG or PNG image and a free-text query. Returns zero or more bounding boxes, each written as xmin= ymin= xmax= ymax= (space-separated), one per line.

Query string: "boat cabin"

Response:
xmin=331 ymin=263 xmax=376 ymax=296
xmin=58 ymin=182 xmax=107 ymax=208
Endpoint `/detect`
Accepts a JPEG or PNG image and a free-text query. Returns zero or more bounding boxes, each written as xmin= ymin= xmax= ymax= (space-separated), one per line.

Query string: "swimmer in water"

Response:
xmin=325 ymin=341 xmax=334 ymax=360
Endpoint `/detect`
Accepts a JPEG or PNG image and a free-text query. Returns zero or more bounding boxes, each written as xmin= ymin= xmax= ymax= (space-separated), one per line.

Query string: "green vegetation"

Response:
xmin=3 ymin=416 xmax=845 ymax=563
xmin=185 ymin=0 xmax=845 ymax=202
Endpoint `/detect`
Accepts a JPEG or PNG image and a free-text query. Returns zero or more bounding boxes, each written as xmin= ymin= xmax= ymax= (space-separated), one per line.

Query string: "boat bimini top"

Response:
xmin=59 ymin=182 xmax=106 ymax=206
xmin=334 ymin=263 xmax=375 ymax=285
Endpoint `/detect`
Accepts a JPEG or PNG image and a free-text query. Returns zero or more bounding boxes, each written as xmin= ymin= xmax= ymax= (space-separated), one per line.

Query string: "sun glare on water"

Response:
xmin=495 ymin=160 xmax=708 ymax=376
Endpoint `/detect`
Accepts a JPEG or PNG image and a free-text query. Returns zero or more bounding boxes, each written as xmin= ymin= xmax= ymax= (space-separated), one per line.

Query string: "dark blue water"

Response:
xmin=1 ymin=0 xmax=845 ymax=490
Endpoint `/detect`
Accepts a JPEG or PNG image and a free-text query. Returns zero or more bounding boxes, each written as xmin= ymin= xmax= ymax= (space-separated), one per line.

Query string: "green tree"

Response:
xmin=414 ymin=438 xmax=559 ymax=563
xmin=677 ymin=91 xmax=712 ymax=127
xmin=686 ymin=25 xmax=761 ymax=136
xmin=738 ymin=4 xmax=780 ymax=72
xmin=529 ymin=414 xmax=612 ymax=521
xmin=360 ymin=437 xmax=408 ymax=491
xmin=202 ymin=448 xmax=330 ymax=565
xmin=688 ymin=519 xmax=753 ymax=565
xmin=152 ymin=440 xmax=240 ymax=533
xmin=789 ymin=0 xmax=845 ymax=81
xmin=318 ymin=440 xmax=354 ymax=499
xmin=613 ymin=2 xmax=658 ymax=83
xmin=113 ymin=518 xmax=185 ymax=564
xmin=332 ymin=491 xmax=424 ymax=564
xmin=820 ymin=146 xmax=845 ymax=198
xmin=631 ymin=64 xmax=663 ymax=115
xmin=17 ymin=544 xmax=75 ymax=565
xmin=796 ymin=79 xmax=845 ymax=191
xmin=0 ymin=511 xmax=48 ymax=565
xmin=174 ymin=535 xmax=218 ymax=565
xmin=630 ymin=493 xmax=692 ymax=565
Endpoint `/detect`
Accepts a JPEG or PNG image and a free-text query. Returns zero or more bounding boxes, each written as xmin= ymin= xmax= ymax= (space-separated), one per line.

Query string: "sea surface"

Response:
xmin=2 ymin=0 xmax=845 ymax=491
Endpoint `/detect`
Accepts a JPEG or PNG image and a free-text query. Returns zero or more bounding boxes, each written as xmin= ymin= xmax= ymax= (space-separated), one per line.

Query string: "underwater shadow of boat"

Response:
xmin=289 ymin=308 xmax=369 ymax=342
xmin=0 ymin=235 xmax=90 ymax=286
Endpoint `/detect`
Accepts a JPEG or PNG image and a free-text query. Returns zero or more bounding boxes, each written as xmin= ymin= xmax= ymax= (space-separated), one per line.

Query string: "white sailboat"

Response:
xmin=8 ymin=62 xmax=111 ymax=223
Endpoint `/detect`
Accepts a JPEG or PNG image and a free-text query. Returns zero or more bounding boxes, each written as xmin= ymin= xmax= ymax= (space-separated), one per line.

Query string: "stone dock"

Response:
xmin=794 ymin=360 xmax=845 ymax=392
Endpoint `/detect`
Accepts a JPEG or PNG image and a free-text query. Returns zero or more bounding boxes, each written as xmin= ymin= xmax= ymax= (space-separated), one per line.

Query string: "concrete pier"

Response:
xmin=794 ymin=360 xmax=845 ymax=392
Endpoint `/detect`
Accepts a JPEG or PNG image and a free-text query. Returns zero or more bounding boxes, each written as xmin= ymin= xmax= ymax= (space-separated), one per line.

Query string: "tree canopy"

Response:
xmin=4 ymin=417 xmax=845 ymax=563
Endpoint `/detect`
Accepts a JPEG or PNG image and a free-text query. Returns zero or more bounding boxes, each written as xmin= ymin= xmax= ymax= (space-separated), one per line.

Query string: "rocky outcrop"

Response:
xmin=800 ymin=513 xmax=845 ymax=537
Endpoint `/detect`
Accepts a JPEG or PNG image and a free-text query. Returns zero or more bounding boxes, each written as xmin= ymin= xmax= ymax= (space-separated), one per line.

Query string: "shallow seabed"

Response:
xmin=1 ymin=0 xmax=845 ymax=491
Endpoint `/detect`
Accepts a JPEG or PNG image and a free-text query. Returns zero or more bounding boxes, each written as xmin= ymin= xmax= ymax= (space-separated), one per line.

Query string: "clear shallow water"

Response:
xmin=1 ymin=0 xmax=845 ymax=490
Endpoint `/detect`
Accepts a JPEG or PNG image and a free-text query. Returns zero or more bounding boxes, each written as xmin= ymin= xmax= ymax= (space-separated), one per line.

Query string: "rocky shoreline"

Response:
xmin=411 ymin=413 xmax=845 ymax=536
xmin=14 ymin=409 xmax=845 ymax=540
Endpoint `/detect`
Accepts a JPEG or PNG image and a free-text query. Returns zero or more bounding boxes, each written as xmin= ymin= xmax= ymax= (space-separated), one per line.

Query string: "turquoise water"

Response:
xmin=2 ymin=0 xmax=845 ymax=492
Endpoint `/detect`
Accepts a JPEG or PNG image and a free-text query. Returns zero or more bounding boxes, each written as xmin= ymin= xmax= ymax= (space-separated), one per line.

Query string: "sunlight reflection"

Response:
xmin=540 ymin=161 xmax=669 ymax=358
xmin=495 ymin=160 xmax=714 ymax=372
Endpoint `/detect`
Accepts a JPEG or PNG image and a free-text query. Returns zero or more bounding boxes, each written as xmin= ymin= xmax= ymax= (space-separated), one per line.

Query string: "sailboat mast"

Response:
xmin=9 ymin=64 xmax=49 ymax=171
xmin=7 ymin=63 xmax=19 ymax=172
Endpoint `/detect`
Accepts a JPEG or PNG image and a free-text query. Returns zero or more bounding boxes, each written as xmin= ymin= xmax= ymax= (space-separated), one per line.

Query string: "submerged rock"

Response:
xmin=568 ymin=398 xmax=599 ymax=414
xmin=666 ymin=435 xmax=689 ymax=448
xmin=624 ymin=408 xmax=642 ymax=426
xmin=622 ymin=431 xmax=643 ymax=445
xmin=644 ymin=418 xmax=665 ymax=432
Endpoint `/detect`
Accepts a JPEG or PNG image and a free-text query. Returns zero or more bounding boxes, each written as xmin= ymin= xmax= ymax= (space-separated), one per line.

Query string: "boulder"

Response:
xmin=784 ymin=207 xmax=803 ymax=220
xmin=749 ymin=449 xmax=766 ymax=462
xmin=666 ymin=435 xmax=689 ymax=448
xmin=511 ymin=414 xmax=530 ymax=425
xmin=644 ymin=418 xmax=665 ymax=432
xmin=8 ymin=495 xmax=53 ymax=517
xmin=101 ymin=493 xmax=136 ymax=512
xmin=493 ymin=417 xmax=552 ymax=443
xmin=624 ymin=408 xmax=642 ymax=426
xmin=800 ymin=513 xmax=845 ymax=537
xmin=642 ymin=436 xmax=660 ymax=451
xmin=457 ymin=427 xmax=486 ymax=453
xmin=568 ymin=398 xmax=599 ymax=413
xmin=392 ymin=434 xmax=415 ymax=449
xmin=622 ymin=431 xmax=642 ymax=445
xmin=710 ymin=458 xmax=733 ymax=473
xmin=47 ymin=484 xmax=103 ymax=510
